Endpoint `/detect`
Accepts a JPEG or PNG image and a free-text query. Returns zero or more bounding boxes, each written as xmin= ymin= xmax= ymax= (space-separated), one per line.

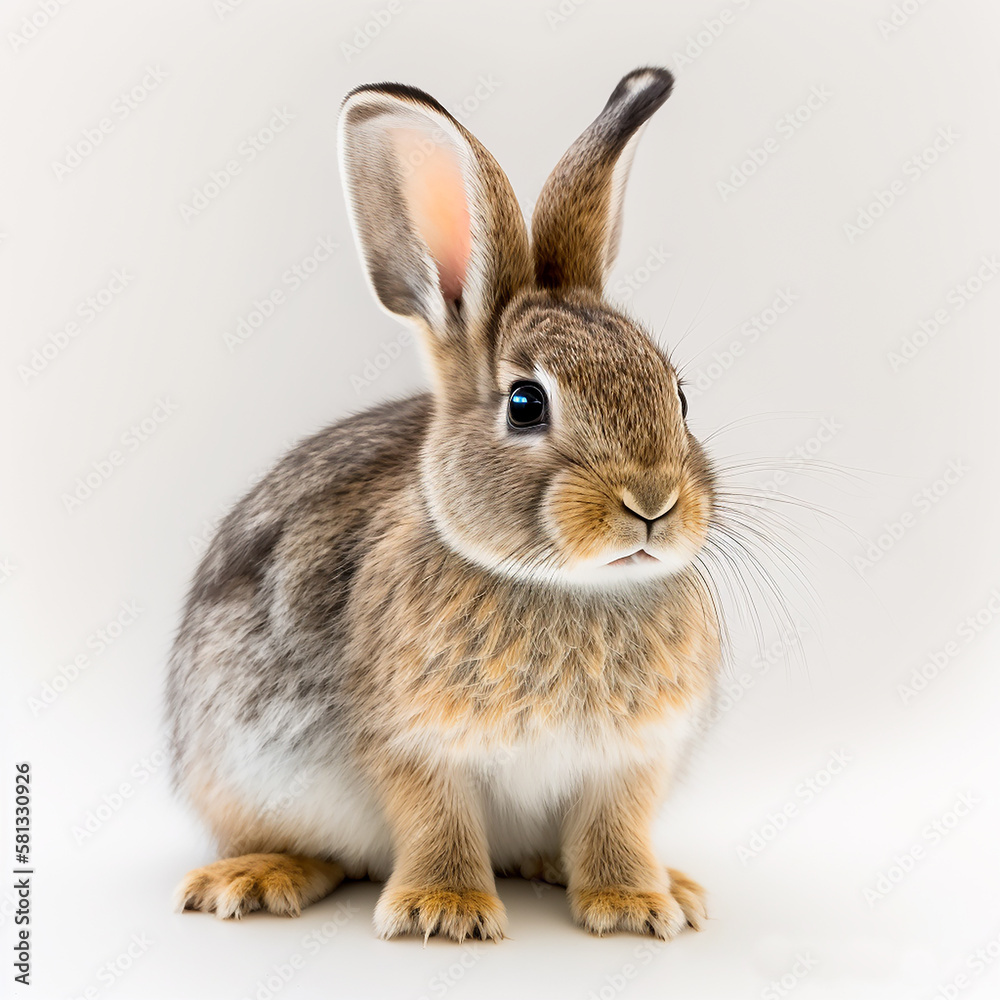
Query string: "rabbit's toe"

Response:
xmin=569 ymin=883 xmax=689 ymax=940
xmin=666 ymin=867 xmax=708 ymax=931
xmin=174 ymin=853 xmax=344 ymax=920
xmin=374 ymin=885 xmax=506 ymax=942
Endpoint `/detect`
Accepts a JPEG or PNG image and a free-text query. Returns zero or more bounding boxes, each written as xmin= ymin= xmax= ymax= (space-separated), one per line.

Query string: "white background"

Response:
xmin=3 ymin=1 xmax=1000 ymax=998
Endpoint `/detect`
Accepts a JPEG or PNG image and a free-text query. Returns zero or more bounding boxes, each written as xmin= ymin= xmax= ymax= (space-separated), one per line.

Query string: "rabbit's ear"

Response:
xmin=339 ymin=83 xmax=531 ymax=348
xmin=531 ymin=67 xmax=674 ymax=293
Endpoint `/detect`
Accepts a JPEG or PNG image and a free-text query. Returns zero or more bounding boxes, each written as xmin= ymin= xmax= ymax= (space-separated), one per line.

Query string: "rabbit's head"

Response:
xmin=339 ymin=68 xmax=713 ymax=588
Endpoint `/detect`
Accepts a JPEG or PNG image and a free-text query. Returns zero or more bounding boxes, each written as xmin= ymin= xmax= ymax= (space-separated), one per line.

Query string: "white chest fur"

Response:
xmin=215 ymin=692 xmax=708 ymax=878
xmin=453 ymin=700 xmax=706 ymax=867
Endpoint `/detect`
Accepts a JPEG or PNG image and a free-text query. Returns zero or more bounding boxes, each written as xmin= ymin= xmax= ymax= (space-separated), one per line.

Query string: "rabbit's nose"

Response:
xmin=621 ymin=487 xmax=679 ymax=531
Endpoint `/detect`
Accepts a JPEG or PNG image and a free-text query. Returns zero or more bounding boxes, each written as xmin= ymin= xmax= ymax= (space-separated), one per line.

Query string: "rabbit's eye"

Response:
xmin=507 ymin=382 xmax=548 ymax=429
xmin=678 ymin=385 xmax=688 ymax=419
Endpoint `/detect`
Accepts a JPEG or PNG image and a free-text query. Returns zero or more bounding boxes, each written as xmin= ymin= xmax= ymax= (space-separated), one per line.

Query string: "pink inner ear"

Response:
xmin=391 ymin=128 xmax=471 ymax=302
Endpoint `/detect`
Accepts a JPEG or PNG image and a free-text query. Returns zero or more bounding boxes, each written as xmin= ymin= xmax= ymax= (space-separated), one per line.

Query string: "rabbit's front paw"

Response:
xmin=174 ymin=853 xmax=344 ymax=920
xmin=570 ymin=870 xmax=705 ymax=940
xmin=374 ymin=885 xmax=506 ymax=942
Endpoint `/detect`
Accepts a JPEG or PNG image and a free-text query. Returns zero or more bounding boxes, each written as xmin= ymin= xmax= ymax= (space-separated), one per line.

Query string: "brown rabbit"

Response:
xmin=168 ymin=66 xmax=720 ymax=942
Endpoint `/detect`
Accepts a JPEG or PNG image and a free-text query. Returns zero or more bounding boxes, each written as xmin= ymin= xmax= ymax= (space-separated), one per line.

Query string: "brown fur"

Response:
xmin=174 ymin=855 xmax=344 ymax=919
xmin=371 ymin=760 xmax=504 ymax=940
xmin=562 ymin=763 xmax=703 ymax=939
xmin=168 ymin=67 xmax=722 ymax=942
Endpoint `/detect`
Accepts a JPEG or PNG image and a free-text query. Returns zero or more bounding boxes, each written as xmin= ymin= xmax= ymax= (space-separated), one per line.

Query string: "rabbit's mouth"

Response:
xmin=606 ymin=549 xmax=660 ymax=568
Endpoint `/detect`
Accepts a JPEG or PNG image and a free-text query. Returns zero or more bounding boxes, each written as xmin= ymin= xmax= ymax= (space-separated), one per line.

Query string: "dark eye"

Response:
xmin=507 ymin=381 xmax=548 ymax=429
xmin=678 ymin=385 xmax=688 ymax=419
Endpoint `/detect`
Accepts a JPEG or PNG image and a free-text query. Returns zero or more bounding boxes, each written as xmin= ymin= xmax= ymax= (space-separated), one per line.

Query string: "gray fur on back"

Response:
xmin=166 ymin=393 xmax=432 ymax=797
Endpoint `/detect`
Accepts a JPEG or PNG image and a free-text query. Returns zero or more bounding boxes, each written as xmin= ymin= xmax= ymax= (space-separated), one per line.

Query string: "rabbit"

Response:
xmin=167 ymin=65 xmax=721 ymax=943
